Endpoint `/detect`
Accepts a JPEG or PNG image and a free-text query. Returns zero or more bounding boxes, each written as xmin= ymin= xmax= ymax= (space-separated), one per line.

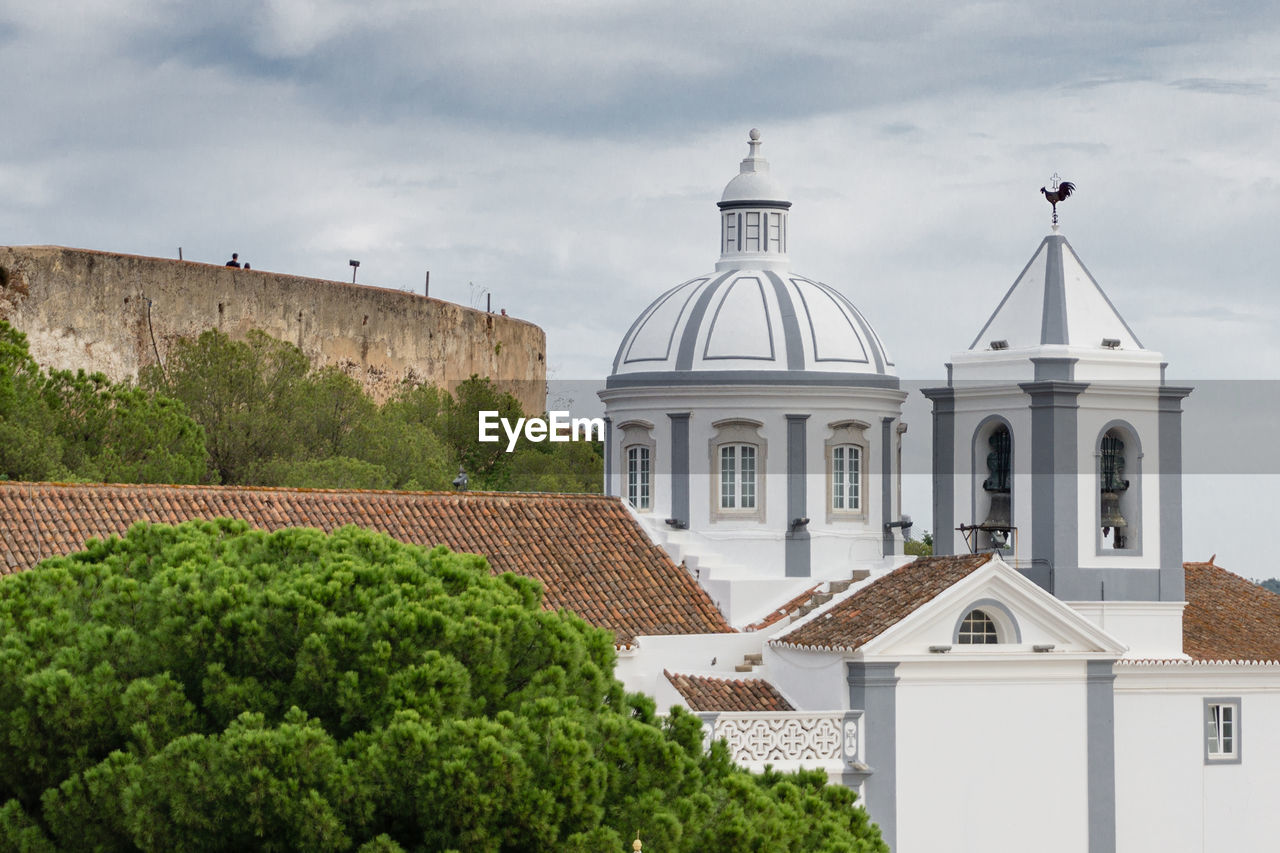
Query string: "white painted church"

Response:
xmin=598 ymin=131 xmax=1280 ymax=852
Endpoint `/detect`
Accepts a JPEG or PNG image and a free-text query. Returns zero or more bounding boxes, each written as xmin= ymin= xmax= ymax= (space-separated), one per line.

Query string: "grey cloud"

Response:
xmin=51 ymin=1 xmax=1273 ymax=139
xmin=881 ymin=122 xmax=920 ymax=136
xmin=1169 ymin=77 xmax=1270 ymax=96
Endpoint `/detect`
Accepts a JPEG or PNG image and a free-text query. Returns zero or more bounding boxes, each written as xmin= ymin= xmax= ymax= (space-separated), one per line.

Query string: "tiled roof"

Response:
xmin=775 ymin=553 xmax=994 ymax=651
xmin=0 ymin=482 xmax=732 ymax=645
xmin=744 ymin=583 xmax=821 ymax=632
xmin=1183 ymin=559 xmax=1280 ymax=662
xmin=664 ymin=670 xmax=794 ymax=712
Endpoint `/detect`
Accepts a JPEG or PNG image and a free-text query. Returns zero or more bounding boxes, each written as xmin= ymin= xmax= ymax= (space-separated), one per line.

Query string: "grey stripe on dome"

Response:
xmin=817 ymin=279 xmax=886 ymax=373
xmin=613 ymin=276 xmax=703 ymax=373
xmin=674 ymin=271 xmax=738 ymax=371
xmin=763 ymin=270 xmax=805 ymax=370
xmin=620 ymin=277 xmax=706 ymax=367
xmin=790 ymin=277 xmax=870 ymax=364
xmin=605 ymin=370 xmax=901 ymax=389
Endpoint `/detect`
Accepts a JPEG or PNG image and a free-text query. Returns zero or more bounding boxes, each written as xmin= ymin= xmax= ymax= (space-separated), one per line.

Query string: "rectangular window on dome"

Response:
xmin=744 ymin=212 xmax=761 ymax=251
xmin=767 ymin=212 xmax=781 ymax=252
xmin=724 ymin=213 xmax=737 ymax=253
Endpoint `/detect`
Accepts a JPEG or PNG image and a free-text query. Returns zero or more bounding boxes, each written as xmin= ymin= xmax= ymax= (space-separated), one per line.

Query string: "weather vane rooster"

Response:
xmin=1040 ymin=174 xmax=1076 ymax=228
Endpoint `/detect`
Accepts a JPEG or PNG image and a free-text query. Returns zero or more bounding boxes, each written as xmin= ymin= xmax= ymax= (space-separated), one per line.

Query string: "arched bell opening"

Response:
xmin=971 ymin=416 xmax=1015 ymax=552
xmin=1096 ymin=421 xmax=1143 ymax=554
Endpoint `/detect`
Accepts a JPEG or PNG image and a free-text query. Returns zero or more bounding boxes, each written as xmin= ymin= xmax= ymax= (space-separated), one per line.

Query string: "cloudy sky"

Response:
xmin=3 ymin=1 xmax=1278 ymax=570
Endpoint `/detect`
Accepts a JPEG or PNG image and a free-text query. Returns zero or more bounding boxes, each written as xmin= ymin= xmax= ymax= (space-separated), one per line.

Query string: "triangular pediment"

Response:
xmin=858 ymin=556 xmax=1126 ymax=658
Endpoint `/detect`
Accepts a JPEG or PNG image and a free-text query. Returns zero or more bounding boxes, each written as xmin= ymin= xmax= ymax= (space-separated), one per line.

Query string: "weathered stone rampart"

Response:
xmin=0 ymin=246 xmax=546 ymax=413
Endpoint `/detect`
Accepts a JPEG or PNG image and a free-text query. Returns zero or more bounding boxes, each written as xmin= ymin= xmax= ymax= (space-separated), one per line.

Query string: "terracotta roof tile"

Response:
xmin=664 ymin=671 xmax=794 ymax=712
xmin=1183 ymin=560 xmax=1280 ymax=662
xmin=775 ymin=553 xmax=994 ymax=651
xmin=744 ymin=583 xmax=821 ymax=632
xmin=0 ymin=482 xmax=732 ymax=645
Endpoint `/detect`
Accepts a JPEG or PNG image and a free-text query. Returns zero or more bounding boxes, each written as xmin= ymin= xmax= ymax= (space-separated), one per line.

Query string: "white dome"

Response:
xmin=607 ymin=270 xmax=895 ymax=387
xmin=606 ymin=130 xmax=895 ymax=389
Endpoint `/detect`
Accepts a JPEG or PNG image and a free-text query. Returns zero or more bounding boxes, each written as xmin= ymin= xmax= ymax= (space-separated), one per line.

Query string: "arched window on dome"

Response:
xmin=1097 ymin=422 xmax=1142 ymax=554
xmin=825 ymin=420 xmax=869 ymax=521
xmin=618 ymin=421 xmax=656 ymax=513
xmin=710 ymin=419 xmax=767 ymax=522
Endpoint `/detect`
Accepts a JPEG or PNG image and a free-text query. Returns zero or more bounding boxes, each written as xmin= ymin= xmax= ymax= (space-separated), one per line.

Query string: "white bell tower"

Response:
xmin=924 ymin=197 xmax=1191 ymax=605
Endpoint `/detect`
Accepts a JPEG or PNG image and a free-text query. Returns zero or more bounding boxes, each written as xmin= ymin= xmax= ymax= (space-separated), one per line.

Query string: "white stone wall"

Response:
xmin=893 ymin=659 xmax=1091 ymax=853
xmin=1114 ymin=664 xmax=1280 ymax=852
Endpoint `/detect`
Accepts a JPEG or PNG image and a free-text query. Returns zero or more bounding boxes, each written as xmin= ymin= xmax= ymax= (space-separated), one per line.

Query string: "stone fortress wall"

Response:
xmin=0 ymin=246 xmax=547 ymax=414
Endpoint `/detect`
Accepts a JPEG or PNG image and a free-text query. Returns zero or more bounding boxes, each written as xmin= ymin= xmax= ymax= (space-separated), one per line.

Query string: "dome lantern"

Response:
xmin=716 ymin=129 xmax=791 ymax=272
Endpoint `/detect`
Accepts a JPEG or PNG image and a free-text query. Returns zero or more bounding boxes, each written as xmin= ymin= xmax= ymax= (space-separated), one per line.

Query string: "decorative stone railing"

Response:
xmin=698 ymin=711 xmax=863 ymax=769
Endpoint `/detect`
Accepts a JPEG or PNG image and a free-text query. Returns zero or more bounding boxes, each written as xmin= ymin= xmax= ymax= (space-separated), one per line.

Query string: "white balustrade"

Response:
xmin=703 ymin=711 xmax=862 ymax=767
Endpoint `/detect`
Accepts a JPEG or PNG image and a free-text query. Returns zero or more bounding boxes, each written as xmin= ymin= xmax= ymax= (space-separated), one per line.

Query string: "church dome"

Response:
xmin=607 ymin=131 xmax=895 ymax=389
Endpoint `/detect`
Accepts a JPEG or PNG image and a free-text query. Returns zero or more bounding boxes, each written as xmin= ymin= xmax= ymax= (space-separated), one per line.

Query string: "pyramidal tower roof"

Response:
xmin=950 ymin=228 xmax=1164 ymax=383
xmin=969 ymin=232 xmax=1143 ymax=352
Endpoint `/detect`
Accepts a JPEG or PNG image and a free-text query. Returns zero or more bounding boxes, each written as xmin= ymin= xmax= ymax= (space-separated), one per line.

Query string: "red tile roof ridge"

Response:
xmin=663 ymin=669 xmax=796 ymax=713
xmin=0 ymin=481 xmax=732 ymax=644
xmin=764 ymin=556 xmax=922 ymax=642
xmin=744 ymin=583 xmax=823 ymax=632
xmin=771 ymin=553 xmax=995 ymax=652
xmin=0 ymin=481 xmax=616 ymax=501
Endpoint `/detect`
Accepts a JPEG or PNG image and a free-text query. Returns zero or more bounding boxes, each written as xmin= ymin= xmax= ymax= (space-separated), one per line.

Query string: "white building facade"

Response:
xmin=603 ymin=133 xmax=1280 ymax=852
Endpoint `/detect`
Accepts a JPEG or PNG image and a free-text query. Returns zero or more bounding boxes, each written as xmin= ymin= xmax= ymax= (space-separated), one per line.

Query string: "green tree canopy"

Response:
xmin=0 ymin=522 xmax=883 ymax=852
xmin=143 ymin=329 xmax=315 ymax=484
xmin=903 ymin=530 xmax=933 ymax=557
xmin=0 ymin=321 xmax=207 ymax=484
xmin=143 ymin=330 xmax=599 ymax=494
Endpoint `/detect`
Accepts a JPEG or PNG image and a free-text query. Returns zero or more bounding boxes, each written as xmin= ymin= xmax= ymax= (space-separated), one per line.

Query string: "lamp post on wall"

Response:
xmin=349 ymin=259 xmax=360 ymax=284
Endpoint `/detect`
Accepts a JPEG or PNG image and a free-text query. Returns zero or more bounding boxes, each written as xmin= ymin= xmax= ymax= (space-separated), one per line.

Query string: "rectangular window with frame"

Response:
xmin=739 ymin=445 xmax=756 ymax=508
xmin=1205 ymin=699 xmax=1241 ymax=764
xmin=720 ymin=444 xmax=757 ymax=510
xmin=627 ymin=446 xmax=651 ymax=510
xmin=832 ymin=444 xmax=861 ymax=511
xmin=720 ymin=445 xmax=737 ymax=509
xmin=767 ymin=212 xmax=782 ymax=252
xmin=724 ymin=213 xmax=738 ymax=253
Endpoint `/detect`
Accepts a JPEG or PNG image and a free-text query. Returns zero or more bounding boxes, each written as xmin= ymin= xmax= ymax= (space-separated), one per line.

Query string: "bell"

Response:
xmin=1100 ymin=491 xmax=1128 ymax=531
xmin=983 ymin=491 xmax=1012 ymax=530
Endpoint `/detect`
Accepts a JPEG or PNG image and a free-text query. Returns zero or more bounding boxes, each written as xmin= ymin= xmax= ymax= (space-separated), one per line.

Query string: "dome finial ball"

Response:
xmin=749 ymin=128 xmax=760 ymax=141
